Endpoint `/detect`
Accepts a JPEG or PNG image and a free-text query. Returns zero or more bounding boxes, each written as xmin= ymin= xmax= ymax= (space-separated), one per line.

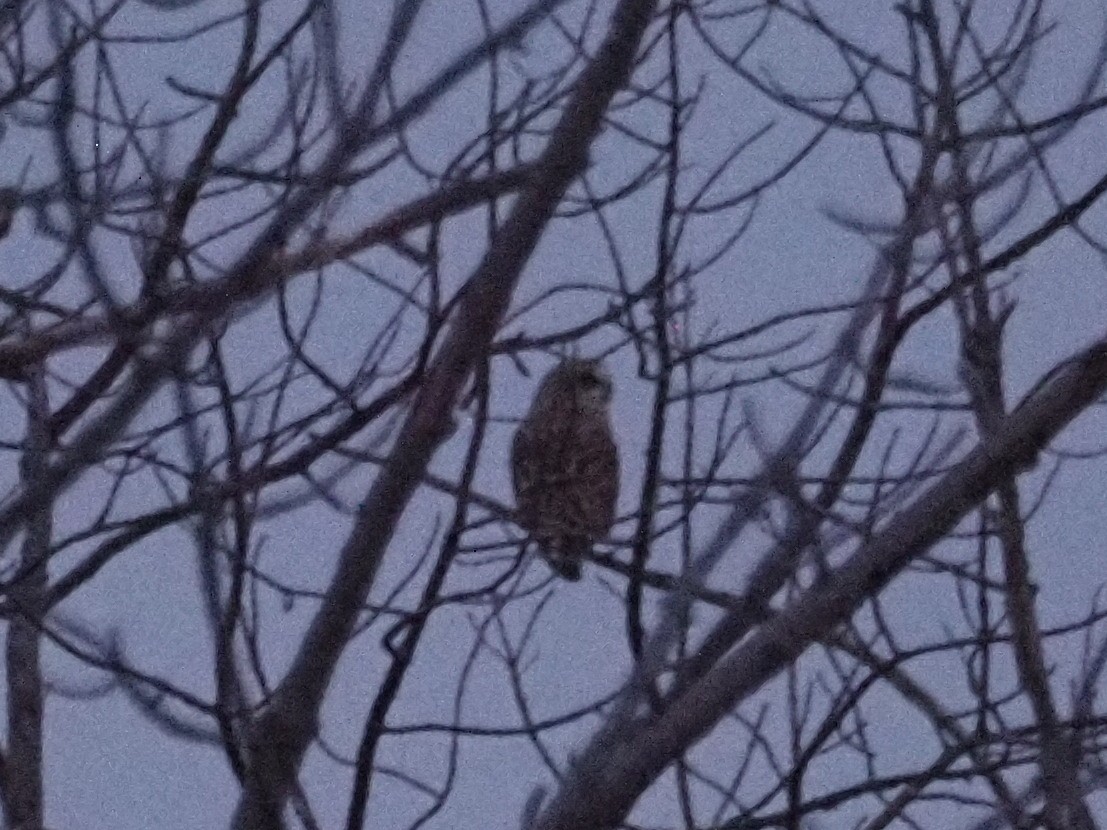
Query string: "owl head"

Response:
xmin=533 ymin=358 xmax=613 ymax=415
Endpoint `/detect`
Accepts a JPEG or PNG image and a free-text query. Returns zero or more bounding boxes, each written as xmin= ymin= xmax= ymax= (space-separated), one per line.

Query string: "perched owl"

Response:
xmin=511 ymin=358 xmax=620 ymax=581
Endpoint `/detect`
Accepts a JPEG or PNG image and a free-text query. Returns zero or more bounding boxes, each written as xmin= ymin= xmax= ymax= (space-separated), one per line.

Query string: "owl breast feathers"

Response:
xmin=511 ymin=359 xmax=619 ymax=581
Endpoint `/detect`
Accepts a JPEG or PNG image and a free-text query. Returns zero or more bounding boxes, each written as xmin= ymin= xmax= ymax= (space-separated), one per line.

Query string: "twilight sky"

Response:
xmin=3 ymin=1 xmax=1107 ymax=828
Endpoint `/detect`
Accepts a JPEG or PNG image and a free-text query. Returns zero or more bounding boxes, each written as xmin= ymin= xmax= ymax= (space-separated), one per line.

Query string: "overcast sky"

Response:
xmin=4 ymin=1 xmax=1107 ymax=828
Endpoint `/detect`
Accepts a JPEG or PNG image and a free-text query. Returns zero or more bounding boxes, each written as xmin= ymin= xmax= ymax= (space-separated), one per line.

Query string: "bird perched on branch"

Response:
xmin=511 ymin=358 xmax=620 ymax=581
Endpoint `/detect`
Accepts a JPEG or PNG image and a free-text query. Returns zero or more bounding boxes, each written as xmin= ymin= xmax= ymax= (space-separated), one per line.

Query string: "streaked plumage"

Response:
xmin=511 ymin=359 xmax=619 ymax=580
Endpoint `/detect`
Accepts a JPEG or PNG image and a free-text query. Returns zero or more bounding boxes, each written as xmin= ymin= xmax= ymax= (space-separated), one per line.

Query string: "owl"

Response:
xmin=511 ymin=358 xmax=620 ymax=581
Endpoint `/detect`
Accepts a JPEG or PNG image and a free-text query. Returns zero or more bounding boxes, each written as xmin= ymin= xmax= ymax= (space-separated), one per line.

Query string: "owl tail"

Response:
xmin=541 ymin=536 xmax=587 ymax=581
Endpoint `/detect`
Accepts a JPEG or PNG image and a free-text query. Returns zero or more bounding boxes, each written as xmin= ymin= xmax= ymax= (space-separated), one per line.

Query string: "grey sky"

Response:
xmin=3 ymin=1 xmax=1107 ymax=828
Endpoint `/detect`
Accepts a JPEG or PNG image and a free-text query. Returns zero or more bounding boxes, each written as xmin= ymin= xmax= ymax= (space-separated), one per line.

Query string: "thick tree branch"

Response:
xmin=231 ymin=2 xmax=660 ymax=826
xmin=533 ymin=336 xmax=1107 ymax=830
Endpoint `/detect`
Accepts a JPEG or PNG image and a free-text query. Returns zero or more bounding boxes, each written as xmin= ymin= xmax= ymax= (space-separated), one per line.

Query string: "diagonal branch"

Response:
xmin=0 ymin=164 xmax=537 ymax=380
xmin=532 ymin=335 xmax=1107 ymax=830
xmin=230 ymin=2 xmax=661 ymax=826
